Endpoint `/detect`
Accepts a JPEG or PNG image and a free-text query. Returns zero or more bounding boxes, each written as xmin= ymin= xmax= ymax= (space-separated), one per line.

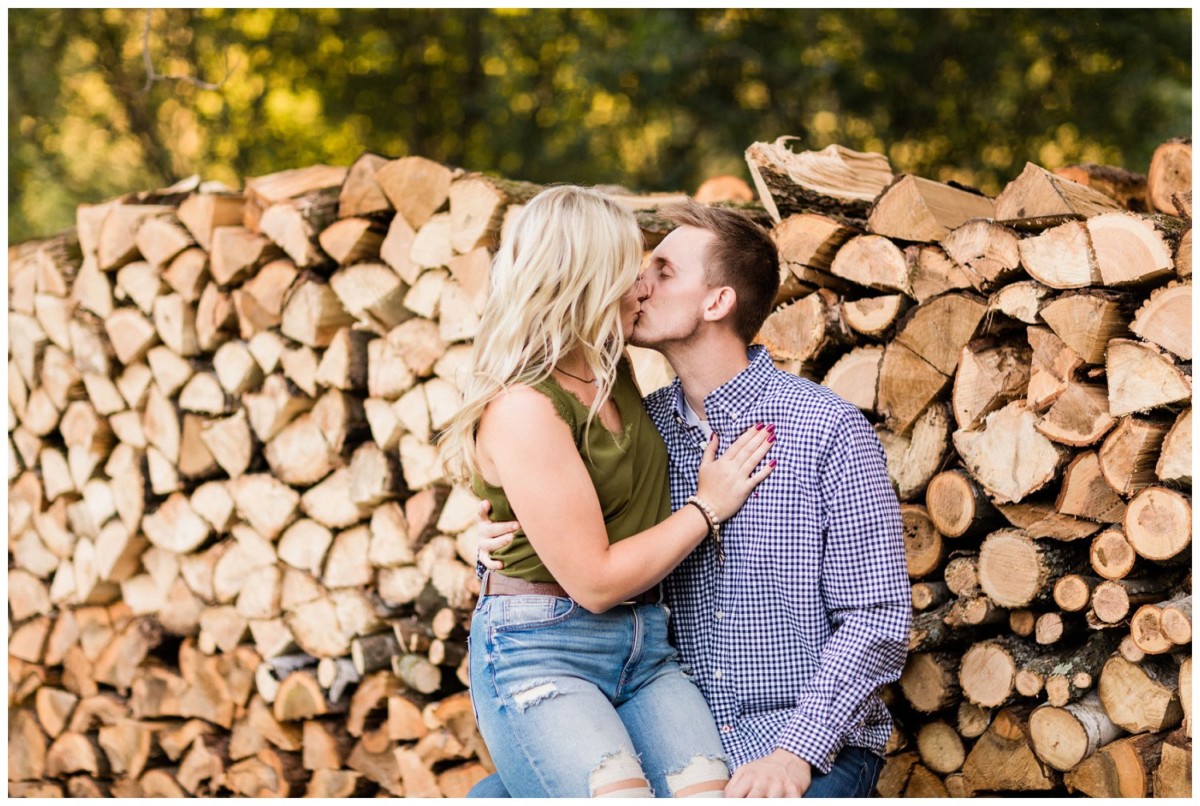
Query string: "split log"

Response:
xmin=773 ymin=212 xmax=858 ymax=279
xmin=1064 ymin=732 xmax=1165 ymax=797
xmin=1027 ymin=326 xmax=1083 ymax=413
xmin=939 ymin=216 xmax=1026 ymax=295
xmin=1098 ymin=655 xmax=1183 ymax=733
xmin=1099 ymin=416 xmax=1172 ymax=496
xmin=209 ymin=226 xmax=283 ymax=287
xmin=338 ymin=152 xmax=392 ymax=218
xmin=1157 ymin=407 xmax=1191 ymax=485
xmin=375 ymin=155 xmax=458 ymax=230
xmin=830 ymin=234 xmax=911 ymax=294
xmin=1106 ymin=339 xmax=1190 ymax=416
xmin=868 ymin=175 xmax=994 ymax=242
xmin=45 ymin=730 xmax=107 ymax=778
xmin=244 ymin=164 xmax=346 ymax=231
xmin=876 ymin=342 xmax=948 ymax=434
xmin=1124 ymin=485 xmax=1191 ymax=561
xmin=821 ymin=346 xmax=882 ymax=411
xmin=952 ymin=339 xmax=1031 ymax=431
xmin=994 ymin=162 xmax=1123 ymax=226
xmin=448 ymin=174 xmax=541 ymax=253
xmin=1037 ymin=384 xmax=1115 ymax=447
xmin=756 ymin=289 xmax=854 ymax=367
xmin=1152 ymin=729 xmax=1192 ymax=798
xmin=114 ymin=261 xmax=163 ymax=315
xmin=989 ymin=279 xmax=1051 ymax=324
xmin=1131 ymin=280 xmax=1190 ymax=360
xmin=745 ymin=139 xmax=893 ymax=223
xmin=259 ymin=188 xmax=339 ymax=268
xmin=1087 ymin=212 xmax=1177 ymax=287
xmin=840 ymin=295 xmax=906 ymax=339
xmin=280 ymin=277 xmax=357 ymax=348
xmin=1055 ymin=451 xmax=1126 ymax=522
xmin=875 ymin=751 xmax=919 ymax=798
xmin=319 ymin=217 xmax=386 ymax=266
xmin=876 ymin=403 xmax=951 ymax=502
xmin=907 ymin=244 xmax=974 ymax=303
xmin=1029 ymin=691 xmax=1123 ymax=771
xmin=177 ymin=191 xmax=244 ymax=251
xmin=273 ymin=669 xmax=343 ymax=722
xmin=1017 ymin=220 xmax=1099 ymax=288
xmin=954 ymin=402 xmax=1068 ymax=504
xmin=959 ymin=706 xmax=1056 ymax=795
xmin=195 ymin=282 xmax=237 ymax=352
xmin=162 ymin=248 xmax=210 ymax=303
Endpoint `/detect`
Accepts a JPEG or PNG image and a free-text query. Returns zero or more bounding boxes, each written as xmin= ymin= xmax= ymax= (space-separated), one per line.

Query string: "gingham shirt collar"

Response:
xmin=668 ymin=345 xmax=776 ymax=430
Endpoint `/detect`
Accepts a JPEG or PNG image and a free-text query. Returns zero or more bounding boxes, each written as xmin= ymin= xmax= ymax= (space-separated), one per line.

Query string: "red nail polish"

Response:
xmin=769 ymin=459 xmax=777 ymax=467
xmin=768 ymin=435 xmax=776 ymax=443
xmin=755 ymin=423 xmax=764 ymax=430
xmin=767 ymin=424 xmax=776 ymax=433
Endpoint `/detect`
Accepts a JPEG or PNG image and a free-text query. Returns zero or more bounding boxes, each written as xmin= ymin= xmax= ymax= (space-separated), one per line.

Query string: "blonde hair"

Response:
xmin=440 ymin=185 xmax=644 ymax=482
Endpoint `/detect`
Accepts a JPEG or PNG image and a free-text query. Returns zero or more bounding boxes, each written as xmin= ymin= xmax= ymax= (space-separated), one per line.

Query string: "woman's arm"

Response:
xmin=478 ymin=385 xmax=771 ymax=612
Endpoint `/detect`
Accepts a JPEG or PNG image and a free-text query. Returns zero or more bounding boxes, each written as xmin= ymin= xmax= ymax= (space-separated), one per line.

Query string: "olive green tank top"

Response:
xmin=471 ymin=358 xmax=672 ymax=583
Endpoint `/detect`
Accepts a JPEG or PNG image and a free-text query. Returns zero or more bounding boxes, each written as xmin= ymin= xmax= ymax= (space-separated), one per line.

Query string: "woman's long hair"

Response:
xmin=440 ymin=185 xmax=644 ymax=482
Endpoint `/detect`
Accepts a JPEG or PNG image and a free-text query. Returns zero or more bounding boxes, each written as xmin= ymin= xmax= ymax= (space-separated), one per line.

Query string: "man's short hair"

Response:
xmin=661 ymin=200 xmax=780 ymax=343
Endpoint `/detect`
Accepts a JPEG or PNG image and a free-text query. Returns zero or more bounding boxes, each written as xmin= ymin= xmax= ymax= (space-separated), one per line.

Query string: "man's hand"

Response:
xmin=472 ymin=500 xmax=520 ymax=571
xmin=725 ymin=749 xmax=812 ymax=798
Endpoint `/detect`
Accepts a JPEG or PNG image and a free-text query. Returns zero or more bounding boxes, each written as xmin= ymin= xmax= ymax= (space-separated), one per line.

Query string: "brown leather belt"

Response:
xmin=481 ymin=572 xmax=662 ymax=605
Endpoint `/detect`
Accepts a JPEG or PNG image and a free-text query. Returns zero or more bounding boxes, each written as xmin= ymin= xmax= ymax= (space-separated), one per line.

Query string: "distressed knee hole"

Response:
xmin=667 ymin=755 xmax=730 ymax=798
xmin=509 ymin=680 xmax=558 ymax=712
xmin=589 ymin=748 xmax=652 ymax=798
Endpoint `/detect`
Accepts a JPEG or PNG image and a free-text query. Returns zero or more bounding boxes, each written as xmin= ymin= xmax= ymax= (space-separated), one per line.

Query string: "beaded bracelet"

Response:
xmin=686 ymin=495 xmax=725 ymax=562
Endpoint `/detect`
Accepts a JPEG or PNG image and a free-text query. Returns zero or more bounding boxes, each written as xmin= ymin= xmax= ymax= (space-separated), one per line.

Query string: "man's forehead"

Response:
xmin=652 ymin=225 xmax=712 ymax=264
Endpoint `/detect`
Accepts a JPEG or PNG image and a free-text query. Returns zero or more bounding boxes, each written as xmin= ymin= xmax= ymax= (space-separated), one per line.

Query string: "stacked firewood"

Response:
xmin=8 ymin=134 xmax=1190 ymax=797
xmin=747 ymin=136 xmax=1192 ymax=797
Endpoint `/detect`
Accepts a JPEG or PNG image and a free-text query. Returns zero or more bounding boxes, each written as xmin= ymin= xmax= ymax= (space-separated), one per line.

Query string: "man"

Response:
xmin=472 ymin=201 xmax=910 ymax=797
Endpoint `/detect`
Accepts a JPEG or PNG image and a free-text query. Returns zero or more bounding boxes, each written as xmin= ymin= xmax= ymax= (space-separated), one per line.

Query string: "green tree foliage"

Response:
xmin=8 ymin=8 xmax=1191 ymax=242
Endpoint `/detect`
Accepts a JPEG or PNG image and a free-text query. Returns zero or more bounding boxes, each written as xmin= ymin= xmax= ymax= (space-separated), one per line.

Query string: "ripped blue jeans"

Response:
xmin=469 ymin=593 xmax=730 ymax=797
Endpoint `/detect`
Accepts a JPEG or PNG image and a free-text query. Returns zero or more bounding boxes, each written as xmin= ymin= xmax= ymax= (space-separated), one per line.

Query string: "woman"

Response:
xmin=440 ymin=186 xmax=775 ymax=798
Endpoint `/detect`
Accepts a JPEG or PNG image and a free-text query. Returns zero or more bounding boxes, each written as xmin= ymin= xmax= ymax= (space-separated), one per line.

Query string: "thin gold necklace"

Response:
xmin=554 ymin=365 xmax=601 ymax=387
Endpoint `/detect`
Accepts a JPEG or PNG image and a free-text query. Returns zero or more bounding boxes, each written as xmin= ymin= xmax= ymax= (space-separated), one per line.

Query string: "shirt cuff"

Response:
xmin=777 ymin=712 xmax=845 ymax=775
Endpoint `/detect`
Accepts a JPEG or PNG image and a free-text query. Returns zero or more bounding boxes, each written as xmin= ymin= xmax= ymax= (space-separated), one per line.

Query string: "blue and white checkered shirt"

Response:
xmin=644 ymin=346 xmax=910 ymax=774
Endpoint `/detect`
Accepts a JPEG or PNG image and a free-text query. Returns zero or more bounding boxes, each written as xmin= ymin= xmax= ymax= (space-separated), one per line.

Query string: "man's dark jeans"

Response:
xmin=468 ymin=744 xmax=885 ymax=798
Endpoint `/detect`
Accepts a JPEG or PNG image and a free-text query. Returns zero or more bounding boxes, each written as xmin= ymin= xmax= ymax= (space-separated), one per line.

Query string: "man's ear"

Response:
xmin=702 ymin=286 xmax=737 ymax=323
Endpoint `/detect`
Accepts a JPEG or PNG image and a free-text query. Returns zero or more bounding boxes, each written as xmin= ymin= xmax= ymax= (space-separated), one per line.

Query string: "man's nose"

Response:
xmin=636 ymin=275 xmax=650 ymax=301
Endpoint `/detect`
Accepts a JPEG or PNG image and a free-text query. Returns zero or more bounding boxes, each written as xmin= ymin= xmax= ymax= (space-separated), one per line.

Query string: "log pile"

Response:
xmin=747 ymin=136 xmax=1191 ymax=797
xmin=8 ymin=136 xmax=1190 ymax=797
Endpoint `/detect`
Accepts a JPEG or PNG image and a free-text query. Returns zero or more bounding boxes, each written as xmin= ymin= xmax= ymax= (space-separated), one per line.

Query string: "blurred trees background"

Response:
xmin=8 ymin=8 xmax=1192 ymax=243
